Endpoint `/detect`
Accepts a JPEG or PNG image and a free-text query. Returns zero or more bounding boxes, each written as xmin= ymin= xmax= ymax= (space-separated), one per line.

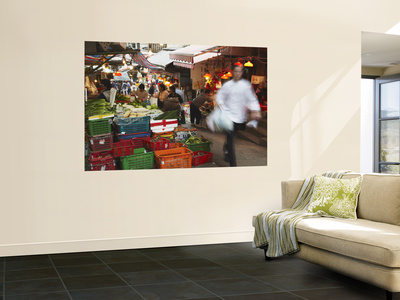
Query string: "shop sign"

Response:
xmin=251 ymin=75 xmax=266 ymax=85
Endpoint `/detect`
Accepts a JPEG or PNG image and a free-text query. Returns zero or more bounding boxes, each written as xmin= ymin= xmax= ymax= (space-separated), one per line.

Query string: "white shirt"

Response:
xmin=216 ymin=79 xmax=260 ymax=123
xmin=175 ymin=88 xmax=185 ymax=102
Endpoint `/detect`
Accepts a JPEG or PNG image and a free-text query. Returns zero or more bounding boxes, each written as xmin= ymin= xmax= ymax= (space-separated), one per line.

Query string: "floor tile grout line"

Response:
xmin=140 ymin=245 xmax=315 ymax=299
xmin=270 ymin=259 xmax=388 ymax=298
xmin=146 ymin=261 xmax=224 ymax=300
xmin=131 ymin=249 xmax=224 ymax=299
xmin=91 ymin=252 xmax=147 ymax=300
xmin=47 ymin=254 xmax=74 ymax=300
xmin=207 ymin=256 xmax=303 ymax=296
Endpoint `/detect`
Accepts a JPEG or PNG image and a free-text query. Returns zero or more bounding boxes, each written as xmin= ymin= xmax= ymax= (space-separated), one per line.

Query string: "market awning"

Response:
xmin=132 ymin=52 xmax=160 ymax=70
xmin=147 ymin=50 xmax=174 ymax=68
xmin=169 ymin=45 xmax=221 ymax=69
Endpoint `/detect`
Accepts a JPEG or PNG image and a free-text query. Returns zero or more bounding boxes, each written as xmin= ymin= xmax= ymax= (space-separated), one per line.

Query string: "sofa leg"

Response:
xmin=263 ymin=248 xmax=273 ymax=261
xmin=385 ymin=290 xmax=392 ymax=300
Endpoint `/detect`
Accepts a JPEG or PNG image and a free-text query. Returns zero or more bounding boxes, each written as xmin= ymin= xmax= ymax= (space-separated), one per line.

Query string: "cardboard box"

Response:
xmin=150 ymin=119 xmax=178 ymax=133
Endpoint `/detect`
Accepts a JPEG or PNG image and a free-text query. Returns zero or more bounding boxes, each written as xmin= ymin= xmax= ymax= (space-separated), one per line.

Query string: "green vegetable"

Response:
xmin=153 ymin=110 xmax=180 ymax=120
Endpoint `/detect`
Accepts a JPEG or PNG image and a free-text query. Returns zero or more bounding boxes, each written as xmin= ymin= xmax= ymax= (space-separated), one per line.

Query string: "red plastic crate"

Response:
xmin=112 ymin=139 xmax=144 ymax=157
xmin=192 ymin=151 xmax=213 ymax=166
xmin=88 ymin=150 xmax=114 ymax=165
xmin=90 ymin=160 xmax=116 ymax=171
xmin=88 ymin=150 xmax=115 ymax=171
xmin=142 ymin=137 xmax=170 ymax=151
xmin=88 ymin=133 xmax=113 ymax=152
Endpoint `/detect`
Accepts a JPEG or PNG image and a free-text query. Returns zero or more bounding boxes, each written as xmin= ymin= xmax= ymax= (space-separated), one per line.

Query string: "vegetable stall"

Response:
xmin=84 ymin=95 xmax=213 ymax=171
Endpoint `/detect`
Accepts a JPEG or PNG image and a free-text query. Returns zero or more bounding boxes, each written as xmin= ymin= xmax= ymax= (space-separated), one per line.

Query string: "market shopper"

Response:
xmin=216 ymin=65 xmax=261 ymax=167
xmin=255 ymin=80 xmax=267 ymax=105
xmin=148 ymin=83 xmax=155 ymax=97
xmin=190 ymin=89 xmax=212 ymax=126
xmin=134 ymin=83 xmax=149 ymax=102
xmin=97 ymin=79 xmax=113 ymax=102
xmin=154 ymin=83 xmax=169 ymax=110
xmin=173 ymin=83 xmax=185 ymax=102
xmin=168 ymin=85 xmax=183 ymax=104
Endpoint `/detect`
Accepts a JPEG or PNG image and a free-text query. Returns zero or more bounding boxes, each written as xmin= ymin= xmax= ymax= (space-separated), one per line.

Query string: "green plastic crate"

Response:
xmin=185 ymin=141 xmax=211 ymax=152
xmin=120 ymin=148 xmax=154 ymax=170
xmin=87 ymin=118 xmax=112 ymax=136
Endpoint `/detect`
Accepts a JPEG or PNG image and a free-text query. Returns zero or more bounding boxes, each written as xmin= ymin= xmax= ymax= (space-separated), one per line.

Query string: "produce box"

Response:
xmin=151 ymin=131 xmax=174 ymax=142
xmin=150 ymin=119 xmax=178 ymax=133
xmin=142 ymin=137 xmax=170 ymax=151
xmin=115 ymin=116 xmax=150 ymax=134
xmin=186 ymin=141 xmax=211 ymax=152
xmin=112 ymin=139 xmax=144 ymax=157
xmin=154 ymin=147 xmax=193 ymax=169
xmin=120 ymin=148 xmax=154 ymax=170
xmin=87 ymin=118 xmax=112 ymax=136
xmin=88 ymin=150 xmax=116 ymax=171
xmin=168 ymin=142 xmax=186 ymax=149
xmin=90 ymin=160 xmax=116 ymax=171
xmin=178 ymin=136 xmax=212 ymax=152
xmin=174 ymin=128 xmax=197 ymax=142
xmin=115 ymin=131 xmax=151 ymax=141
xmin=89 ymin=133 xmax=113 ymax=152
xmin=192 ymin=151 xmax=213 ymax=166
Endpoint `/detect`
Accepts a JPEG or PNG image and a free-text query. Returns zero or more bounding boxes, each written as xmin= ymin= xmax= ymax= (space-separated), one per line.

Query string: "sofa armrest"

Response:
xmin=281 ymin=180 xmax=304 ymax=209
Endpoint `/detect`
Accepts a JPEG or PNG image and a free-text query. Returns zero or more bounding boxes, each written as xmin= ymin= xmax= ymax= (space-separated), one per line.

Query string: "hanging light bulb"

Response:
xmin=244 ymin=60 xmax=253 ymax=67
xmin=204 ymin=73 xmax=211 ymax=79
xmin=234 ymin=61 xmax=243 ymax=67
xmin=221 ymin=74 xmax=228 ymax=79
xmin=225 ymin=71 xmax=232 ymax=77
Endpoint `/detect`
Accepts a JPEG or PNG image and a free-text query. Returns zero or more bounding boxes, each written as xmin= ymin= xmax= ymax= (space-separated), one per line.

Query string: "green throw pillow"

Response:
xmin=307 ymin=176 xmax=362 ymax=219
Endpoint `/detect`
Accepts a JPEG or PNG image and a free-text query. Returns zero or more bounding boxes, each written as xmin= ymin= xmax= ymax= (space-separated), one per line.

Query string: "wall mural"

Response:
xmin=84 ymin=42 xmax=267 ymax=171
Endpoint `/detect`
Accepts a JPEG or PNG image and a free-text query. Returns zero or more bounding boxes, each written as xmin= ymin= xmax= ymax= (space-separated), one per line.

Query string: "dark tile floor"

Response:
xmin=1 ymin=242 xmax=398 ymax=300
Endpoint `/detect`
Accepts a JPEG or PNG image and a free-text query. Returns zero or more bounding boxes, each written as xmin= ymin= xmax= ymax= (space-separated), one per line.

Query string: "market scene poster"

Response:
xmin=84 ymin=42 xmax=267 ymax=171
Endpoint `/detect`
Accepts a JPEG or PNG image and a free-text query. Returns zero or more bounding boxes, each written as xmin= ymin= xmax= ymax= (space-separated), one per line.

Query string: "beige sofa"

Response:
xmin=257 ymin=173 xmax=400 ymax=300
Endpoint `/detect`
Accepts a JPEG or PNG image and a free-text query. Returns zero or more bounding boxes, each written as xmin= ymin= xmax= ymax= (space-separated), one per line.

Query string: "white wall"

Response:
xmin=360 ymin=79 xmax=375 ymax=173
xmin=1 ymin=0 xmax=400 ymax=257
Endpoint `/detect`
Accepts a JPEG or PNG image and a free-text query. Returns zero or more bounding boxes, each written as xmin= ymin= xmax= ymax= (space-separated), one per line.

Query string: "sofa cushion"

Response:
xmin=357 ymin=174 xmax=400 ymax=226
xmin=296 ymin=217 xmax=400 ymax=268
xmin=307 ymin=176 xmax=362 ymax=219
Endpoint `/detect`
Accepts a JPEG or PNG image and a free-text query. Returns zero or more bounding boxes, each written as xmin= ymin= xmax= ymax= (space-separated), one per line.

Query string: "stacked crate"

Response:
xmin=86 ymin=117 xmax=115 ymax=171
xmin=113 ymin=116 xmax=154 ymax=170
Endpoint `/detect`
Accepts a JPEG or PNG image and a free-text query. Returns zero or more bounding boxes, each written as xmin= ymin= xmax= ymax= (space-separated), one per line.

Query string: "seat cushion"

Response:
xmin=296 ymin=217 xmax=400 ymax=268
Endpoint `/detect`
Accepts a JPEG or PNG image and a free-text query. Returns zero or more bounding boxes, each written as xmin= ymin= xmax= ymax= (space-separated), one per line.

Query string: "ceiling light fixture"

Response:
xmin=244 ymin=61 xmax=253 ymax=67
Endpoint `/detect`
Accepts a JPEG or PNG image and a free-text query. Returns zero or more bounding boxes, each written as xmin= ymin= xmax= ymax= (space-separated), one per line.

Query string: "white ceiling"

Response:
xmin=362 ymin=32 xmax=400 ymax=67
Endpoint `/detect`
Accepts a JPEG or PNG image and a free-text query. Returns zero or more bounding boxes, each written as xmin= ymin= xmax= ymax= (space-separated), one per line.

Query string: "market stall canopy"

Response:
xmin=131 ymin=52 xmax=161 ymax=70
xmin=147 ymin=50 xmax=174 ymax=68
xmin=169 ymin=45 xmax=222 ymax=69
xmin=85 ymin=41 xmax=139 ymax=56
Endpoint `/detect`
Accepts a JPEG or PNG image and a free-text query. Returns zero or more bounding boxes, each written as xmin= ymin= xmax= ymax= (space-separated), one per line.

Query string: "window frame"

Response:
xmin=374 ymin=74 xmax=400 ymax=174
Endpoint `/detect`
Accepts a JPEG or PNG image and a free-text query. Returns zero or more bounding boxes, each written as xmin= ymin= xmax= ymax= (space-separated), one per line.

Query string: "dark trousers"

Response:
xmin=190 ymin=103 xmax=202 ymax=125
xmin=224 ymin=122 xmax=245 ymax=167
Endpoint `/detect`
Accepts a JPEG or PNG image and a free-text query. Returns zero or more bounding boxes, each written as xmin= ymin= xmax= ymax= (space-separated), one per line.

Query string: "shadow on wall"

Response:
xmin=290 ymin=60 xmax=361 ymax=177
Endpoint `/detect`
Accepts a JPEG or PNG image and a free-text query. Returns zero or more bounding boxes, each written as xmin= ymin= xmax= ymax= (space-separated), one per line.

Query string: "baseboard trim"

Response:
xmin=0 ymin=230 xmax=254 ymax=257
